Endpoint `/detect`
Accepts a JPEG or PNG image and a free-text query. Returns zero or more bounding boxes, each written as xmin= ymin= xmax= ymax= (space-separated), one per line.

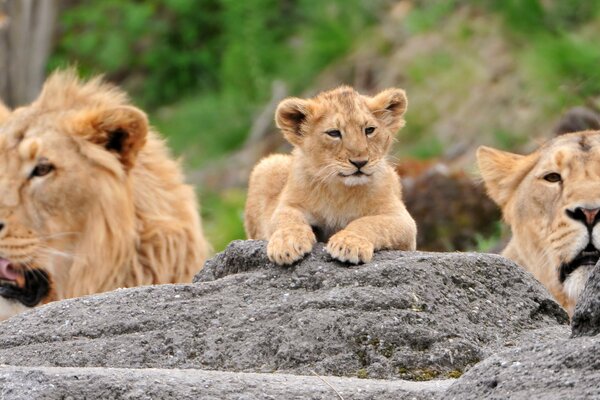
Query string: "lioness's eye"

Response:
xmin=365 ymin=127 xmax=376 ymax=135
xmin=326 ymin=129 xmax=342 ymax=138
xmin=543 ymin=172 xmax=562 ymax=183
xmin=30 ymin=163 xmax=54 ymax=179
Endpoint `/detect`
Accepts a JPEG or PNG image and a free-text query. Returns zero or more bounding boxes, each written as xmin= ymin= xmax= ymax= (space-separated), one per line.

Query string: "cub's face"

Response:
xmin=275 ymin=86 xmax=407 ymax=187
xmin=479 ymin=131 xmax=600 ymax=314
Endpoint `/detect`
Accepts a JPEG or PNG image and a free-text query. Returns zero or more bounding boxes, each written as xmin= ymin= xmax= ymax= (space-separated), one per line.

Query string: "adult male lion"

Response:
xmin=479 ymin=131 xmax=600 ymax=315
xmin=0 ymin=70 xmax=210 ymax=319
xmin=245 ymin=86 xmax=417 ymax=265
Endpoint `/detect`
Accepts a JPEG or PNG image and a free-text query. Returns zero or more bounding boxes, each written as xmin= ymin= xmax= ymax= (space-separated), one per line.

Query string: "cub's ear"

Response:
xmin=0 ymin=101 xmax=10 ymax=124
xmin=477 ymin=146 xmax=535 ymax=208
xmin=367 ymin=88 xmax=408 ymax=132
xmin=74 ymin=106 xmax=148 ymax=170
xmin=275 ymin=97 xmax=311 ymax=146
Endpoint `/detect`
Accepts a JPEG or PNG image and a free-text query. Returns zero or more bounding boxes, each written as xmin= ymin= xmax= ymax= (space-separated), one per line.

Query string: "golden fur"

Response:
xmin=0 ymin=101 xmax=9 ymax=123
xmin=245 ymin=86 xmax=417 ymax=265
xmin=479 ymin=131 xmax=600 ymax=316
xmin=0 ymin=70 xmax=210 ymax=318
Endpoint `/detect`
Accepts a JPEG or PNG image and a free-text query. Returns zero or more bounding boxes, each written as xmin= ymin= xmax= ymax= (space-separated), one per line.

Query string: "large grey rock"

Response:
xmin=0 ymin=240 xmax=566 ymax=383
xmin=571 ymin=260 xmax=600 ymax=337
xmin=444 ymin=332 xmax=600 ymax=400
xmin=0 ymin=366 xmax=452 ymax=400
xmin=445 ymin=257 xmax=600 ymax=400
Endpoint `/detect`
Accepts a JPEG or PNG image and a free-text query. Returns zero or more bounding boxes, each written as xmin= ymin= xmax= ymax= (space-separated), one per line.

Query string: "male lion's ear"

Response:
xmin=477 ymin=146 xmax=535 ymax=208
xmin=0 ymin=101 xmax=10 ymax=124
xmin=76 ymin=106 xmax=148 ymax=170
xmin=367 ymin=88 xmax=408 ymax=132
xmin=275 ymin=97 xmax=311 ymax=146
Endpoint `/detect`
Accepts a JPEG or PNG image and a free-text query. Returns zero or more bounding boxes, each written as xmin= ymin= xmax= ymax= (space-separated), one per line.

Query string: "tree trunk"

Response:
xmin=0 ymin=0 xmax=58 ymax=107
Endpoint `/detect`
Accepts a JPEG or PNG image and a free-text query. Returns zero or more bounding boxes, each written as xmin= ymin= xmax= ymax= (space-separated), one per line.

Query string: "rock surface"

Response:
xmin=0 ymin=240 xmax=572 ymax=398
xmin=446 ymin=258 xmax=600 ymax=400
xmin=571 ymin=260 xmax=600 ymax=337
xmin=0 ymin=241 xmax=565 ymax=381
xmin=444 ymin=332 xmax=600 ymax=400
xmin=0 ymin=366 xmax=451 ymax=400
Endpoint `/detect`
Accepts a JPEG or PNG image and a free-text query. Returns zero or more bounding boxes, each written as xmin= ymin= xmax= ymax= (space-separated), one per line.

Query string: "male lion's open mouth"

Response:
xmin=0 ymin=258 xmax=50 ymax=307
xmin=560 ymin=244 xmax=600 ymax=283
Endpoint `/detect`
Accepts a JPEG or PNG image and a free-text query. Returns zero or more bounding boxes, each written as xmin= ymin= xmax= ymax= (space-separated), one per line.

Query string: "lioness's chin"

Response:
xmin=563 ymin=264 xmax=594 ymax=307
xmin=0 ymin=297 xmax=30 ymax=321
xmin=343 ymin=175 xmax=371 ymax=187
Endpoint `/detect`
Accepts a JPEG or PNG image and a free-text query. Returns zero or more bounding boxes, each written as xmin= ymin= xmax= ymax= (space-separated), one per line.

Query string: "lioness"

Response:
xmin=479 ymin=131 xmax=600 ymax=315
xmin=0 ymin=70 xmax=210 ymax=319
xmin=245 ymin=86 xmax=417 ymax=265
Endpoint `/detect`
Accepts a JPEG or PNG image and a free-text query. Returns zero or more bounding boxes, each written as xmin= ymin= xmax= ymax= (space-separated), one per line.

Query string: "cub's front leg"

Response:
xmin=326 ymin=210 xmax=417 ymax=264
xmin=267 ymin=206 xmax=316 ymax=265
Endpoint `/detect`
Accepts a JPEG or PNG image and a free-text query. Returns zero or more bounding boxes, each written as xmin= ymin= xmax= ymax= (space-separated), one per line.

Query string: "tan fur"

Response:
xmin=0 ymin=101 xmax=9 ymax=124
xmin=0 ymin=70 xmax=210 ymax=318
xmin=478 ymin=131 xmax=600 ymax=316
xmin=245 ymin=86 xmax=417 ymax=265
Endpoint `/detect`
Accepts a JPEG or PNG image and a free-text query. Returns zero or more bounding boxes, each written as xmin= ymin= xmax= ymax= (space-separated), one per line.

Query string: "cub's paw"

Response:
xmin=326 ymin=231 xmax=374 ymax=264
xmin=267 ymin=227 xmax=316 ymax=265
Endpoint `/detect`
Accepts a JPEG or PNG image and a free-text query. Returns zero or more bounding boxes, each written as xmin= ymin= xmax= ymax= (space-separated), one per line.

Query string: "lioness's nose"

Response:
xmin=566 ymin=207 xmax=600 ymax=228
xmin=349 ymin=159 xmax=368 ymax=169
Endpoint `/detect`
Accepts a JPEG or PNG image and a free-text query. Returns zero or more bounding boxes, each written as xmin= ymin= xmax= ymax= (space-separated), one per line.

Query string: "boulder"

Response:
xmin=0 ymin=240 xmax=566 ymax=385
xmin=446 ymin=258 xmax=600 ymax=400
xmin=0 ymin=366 xmax=451 ymax=400
xmin=444 ymin=330 xmax=600 ymax=400
xmin=571 ymin=260 xmax=600 ymax=337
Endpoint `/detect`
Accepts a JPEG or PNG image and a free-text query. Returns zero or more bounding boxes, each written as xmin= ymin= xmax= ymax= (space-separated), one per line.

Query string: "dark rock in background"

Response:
xmin=401 ymin=168 xmax=501 ymax=252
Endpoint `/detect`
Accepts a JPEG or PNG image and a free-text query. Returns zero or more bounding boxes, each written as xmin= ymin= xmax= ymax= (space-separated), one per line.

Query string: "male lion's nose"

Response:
xmin=566 ymin=207 xmax=600 ymax=228
xmin=349 ymin=159 xmax=368 ymax=169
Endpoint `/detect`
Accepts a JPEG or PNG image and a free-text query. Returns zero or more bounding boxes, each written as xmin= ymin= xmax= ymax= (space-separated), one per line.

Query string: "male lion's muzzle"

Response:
xmin=0 ymin=258 xmax=50 ymax=307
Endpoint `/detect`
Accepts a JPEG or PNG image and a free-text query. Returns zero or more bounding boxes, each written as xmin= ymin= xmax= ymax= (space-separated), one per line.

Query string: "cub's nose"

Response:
xmin=566 ymin=207 xmax=600 ymax=229
xmin=349 ymin=159 xmax=368 ymax=169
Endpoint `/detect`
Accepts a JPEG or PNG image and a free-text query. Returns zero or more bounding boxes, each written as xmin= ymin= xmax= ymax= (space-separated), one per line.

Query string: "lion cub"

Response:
xmin=245 ymin=86 xmax=417 ymax=265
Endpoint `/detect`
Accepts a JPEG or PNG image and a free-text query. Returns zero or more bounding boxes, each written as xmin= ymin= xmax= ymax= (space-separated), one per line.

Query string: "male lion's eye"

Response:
xmin=30 ymin=163 xmax=54 ymax=179
xmin=326 ymin=130 xmax=342 ymax=138
xmin=543 ymin=172 xmax=562 ymax=183
xmin=365 ymin=127 xmax=376 ymax=135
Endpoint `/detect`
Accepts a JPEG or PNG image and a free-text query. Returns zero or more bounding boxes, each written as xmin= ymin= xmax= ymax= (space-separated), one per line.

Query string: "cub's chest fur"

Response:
xmin=305 ymin=205 xmax=362 ymax=241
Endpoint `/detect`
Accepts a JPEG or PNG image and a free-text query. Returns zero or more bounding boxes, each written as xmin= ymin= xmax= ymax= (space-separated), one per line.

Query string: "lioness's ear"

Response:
xmin=0 ymin=101 xmax=10 ymax=124
xmin=275 ymin=97 xmax=311 ymax=146
xmin=76 ymin=106 xmax=148 ymax=170
xmin=367 ymin=88 xmax=408 ymax=132
xmin=477 ymin=146 xmax=535 ymax=208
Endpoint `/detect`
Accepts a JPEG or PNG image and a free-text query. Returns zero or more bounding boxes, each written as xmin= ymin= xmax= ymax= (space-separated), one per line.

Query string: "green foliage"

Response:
xmin=405 ymin=0 xmax=457 ymax=34
xmin=475 ymin=222 xmax=504 ymax=253
xmin=201 ymin=188 xmax=246 ymax=252
xmin=152 ymin=92 xmax=252 ymax=168
xmin=525 ymin=35 xmax=600 ymax=109
xmin=493 ymin=129 xmax=528 ymax=151
xmin=51 ymin=0 xmax=223 ymax=107
xmin=52 ymin=0 xmax=380 ymax=109
xmin=484 ymin=0 xmax=600 ymax=34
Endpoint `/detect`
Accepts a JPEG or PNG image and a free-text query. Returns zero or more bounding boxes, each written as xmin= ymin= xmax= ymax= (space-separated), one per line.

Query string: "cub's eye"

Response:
xmin=543 ymin=172 xmax=562 ymax=183
xmin=325 ymin=129 xmax=342 ymax=138
xmin=365 ymin=126 xmax=376 ymax=136
xmin=30 ymin=162 xmax=54 ymax=179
